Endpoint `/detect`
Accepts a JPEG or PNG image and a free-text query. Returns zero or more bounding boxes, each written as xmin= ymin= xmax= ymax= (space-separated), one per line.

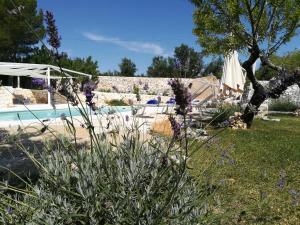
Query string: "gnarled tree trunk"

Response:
xmin=241 ymin=47 xmax=300 ymax=128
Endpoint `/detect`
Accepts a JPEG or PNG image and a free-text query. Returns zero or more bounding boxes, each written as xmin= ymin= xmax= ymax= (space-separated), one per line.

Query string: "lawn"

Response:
xmin=190 ymin=115 xmax=300 ymax=224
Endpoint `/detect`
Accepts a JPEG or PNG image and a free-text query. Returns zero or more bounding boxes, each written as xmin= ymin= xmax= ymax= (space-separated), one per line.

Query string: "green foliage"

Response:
xmin=0 ymin=0 xmax=45 ymax=61
xmin=203 ymin=56 xmax=223 ymax=79
xmin=0 ymin=119 xmax=201 ymax=224
xmin=25 ymin=46 xmax=100 ymax=83
xmin=174 ymin=44 xmax=204 ymax=78
xmin=98 ymin=88 xmax=111 ymax=93
xmin=257 ymin=50 xmax=300 ymax=80
xmin=133 ymin=84 xmax=141 ymax=102
xmin=269 ymin=99 xmax=298 ymax=112
xmin=105 ymin=99 xmax=128 ymax=106
xmin=101 ymin=70 xmax=119 ymax=76
xmin=147 ymin=56 xmax=176 ymax=77
xmin=119 ymin=57 xmax=137 ymax=77
xmin=191 ymin=0 xmax=300 ymax=56
xmin=147 ymin=44 xmax=204 ymax=78
xmin=211 ymin=104 xmax=241 ymax=126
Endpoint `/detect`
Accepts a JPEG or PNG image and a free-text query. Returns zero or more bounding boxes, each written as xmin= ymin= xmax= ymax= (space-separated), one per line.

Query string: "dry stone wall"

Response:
xmin=260 ymin=81 xmax=300 ymax=105
xmin=0 ymin=87 xmax=42 ymax=108
xmin=0 ymin=86 xmax=14 ymax=108
xmin=97 ymin=76 xmax=194 ymax=95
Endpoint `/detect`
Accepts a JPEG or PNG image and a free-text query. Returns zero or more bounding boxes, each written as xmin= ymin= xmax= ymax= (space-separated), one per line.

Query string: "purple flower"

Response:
xmin=128 ymin=99 xmax=133 ymax=105
xmin=6 ymin=207 xmax=13 ymax=214
xmin=43 ymin=84 xmax=55 ymax=93
xmin=168 ymin=79 xmax=192 ymax=115
xmin=125 ymin=115 xmax=130 ymax=122
xmin=143 ymin=83 xmax=149 ymax=91
xmin=157 ymin=96 xmax=161 ymax=104
xmin=277 ymin=170 xmax=286 ymax=190
xmin=289 ymin=189 xmax=300 ymax=206
xmin=112 ymin=85 xmax=119 ymax=92
xmin=44 ymin=11 xmax=61 ymax=50
xmin=32 ymin=78 xmax=45 ymax=87
xmin=169 ymin=116 xmax=181 ymax=139
xmin=83 ymin=81 xmax=98 ymax=111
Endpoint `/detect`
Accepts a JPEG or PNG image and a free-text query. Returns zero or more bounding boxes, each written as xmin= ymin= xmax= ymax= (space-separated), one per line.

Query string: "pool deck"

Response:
xmin=0 ymin=104 xmax=172 ymax=140
xmin=0 ymin=104 xmax=71 ymax=112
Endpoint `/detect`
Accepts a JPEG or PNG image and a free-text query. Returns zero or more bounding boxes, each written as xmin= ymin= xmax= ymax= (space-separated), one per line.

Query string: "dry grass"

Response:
xmin=150 ymin=119 xmax=173 ymax=137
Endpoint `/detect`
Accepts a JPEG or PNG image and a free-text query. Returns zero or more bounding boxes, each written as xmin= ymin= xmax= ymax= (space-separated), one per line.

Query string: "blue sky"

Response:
xmin=37 ymin=0 xmax=299 ymax=74
xmin=37 ymin=0 xmax=200 ymax=74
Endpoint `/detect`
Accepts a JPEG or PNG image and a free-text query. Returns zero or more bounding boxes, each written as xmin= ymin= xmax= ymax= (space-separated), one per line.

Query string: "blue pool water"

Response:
xmin=0 ymin=106 xmax=130 ymax=122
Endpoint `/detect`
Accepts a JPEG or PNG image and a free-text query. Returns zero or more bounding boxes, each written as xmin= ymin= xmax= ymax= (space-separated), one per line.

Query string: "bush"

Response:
xmin=211 ymin=104 xmax=241 ymax=126
xmin=269 ymin=99 xmax=298 ymax=112
xmin=106 ymin=99 xmax=128 ymax=106
xmin=1 ymin=129 xmax=201 ymax=224
xmin=98 ymin=88 xmax=111 ymax=93
xmin=1 ymin=79 xmax=203 ymax=224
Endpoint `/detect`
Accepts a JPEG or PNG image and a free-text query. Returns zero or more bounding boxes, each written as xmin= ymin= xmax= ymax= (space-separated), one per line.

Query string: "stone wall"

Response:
xmin=91 ymin=92 xmax=170 ymax=106
xmin=31 ymin=90 xmax=48 ymax=104
xmin=0 ymin=86 xmax=14 ymax=108
xmin=260 ymin=81 xmax=300 ymax=105
xmin=97 ymin=76 xmax=194 ymax=95
xmin=13 ymin=88 xmax=37 ymax=104
xmin=0 ymin=87 xmax=40 ymax=107
xmin=246 ymin=81 xmax=300 ymax=106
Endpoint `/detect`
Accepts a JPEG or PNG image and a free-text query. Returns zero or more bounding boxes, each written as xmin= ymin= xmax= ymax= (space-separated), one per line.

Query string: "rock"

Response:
xmin=294 ymin=109 xmax=300 ymax=116
xmin=234 ymin=112 xmax=242 ymax=117
xmin=195 ymin=128 xmax=208 ymax=136
xmin=262 ymin=116 xmax=280 ymax=122
xmin=229 ymin=115 xmax=247 ymax=130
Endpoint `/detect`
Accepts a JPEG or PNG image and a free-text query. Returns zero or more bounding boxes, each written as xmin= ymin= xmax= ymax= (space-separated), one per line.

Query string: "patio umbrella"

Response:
xmin=220 ymin=51 xmax=246 ymax=97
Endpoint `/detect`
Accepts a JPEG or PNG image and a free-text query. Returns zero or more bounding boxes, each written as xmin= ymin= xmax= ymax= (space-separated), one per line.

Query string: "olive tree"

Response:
xmin=191 ymin=0 xmax=300 ymax=128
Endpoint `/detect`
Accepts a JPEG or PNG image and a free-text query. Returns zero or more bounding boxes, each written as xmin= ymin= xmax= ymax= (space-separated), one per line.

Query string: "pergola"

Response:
xmin=0 ymin=62 xmax=92 ymax=105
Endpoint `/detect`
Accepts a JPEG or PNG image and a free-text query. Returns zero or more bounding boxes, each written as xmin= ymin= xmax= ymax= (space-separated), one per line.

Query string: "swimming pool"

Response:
xmin=0 ymin=106 xmax=131 ymax=122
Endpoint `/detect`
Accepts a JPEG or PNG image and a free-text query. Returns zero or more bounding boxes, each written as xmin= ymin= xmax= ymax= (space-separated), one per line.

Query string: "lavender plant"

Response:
xmin=0 ymin=11 xmax=202 ymax=224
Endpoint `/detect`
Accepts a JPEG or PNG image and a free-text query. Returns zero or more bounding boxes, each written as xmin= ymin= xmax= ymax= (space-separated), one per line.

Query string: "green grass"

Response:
xmin=190 ymin=115 xmax=300 ymax=224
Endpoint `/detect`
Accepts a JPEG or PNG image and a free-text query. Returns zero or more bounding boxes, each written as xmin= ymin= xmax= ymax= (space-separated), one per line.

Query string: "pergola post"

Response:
xmin=47 ymin=66 xmax=51 ymax=106
xmin=17 ymin=76 xmax=20 ymax=88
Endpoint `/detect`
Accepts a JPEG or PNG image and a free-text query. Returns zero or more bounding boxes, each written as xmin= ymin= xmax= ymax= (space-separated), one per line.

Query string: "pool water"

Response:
xmin=0 ymin=106 xmax=130 ymax=122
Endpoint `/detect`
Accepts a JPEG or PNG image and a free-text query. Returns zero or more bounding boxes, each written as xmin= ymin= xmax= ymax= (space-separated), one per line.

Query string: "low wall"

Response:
xmin=31 ymin=90 xmax=48 ymax=104
xmin=0 ymin=87 xmax=42 ymax=107
xmin=97 ymin=76 xmax=193 ymax=95
xmin=0 ymin=86 xmax=14 ymax=108
xmin=249 ymin=81 xmax=300 ymax=105
xmin=92 ymin=92 xmax=170 ymax=105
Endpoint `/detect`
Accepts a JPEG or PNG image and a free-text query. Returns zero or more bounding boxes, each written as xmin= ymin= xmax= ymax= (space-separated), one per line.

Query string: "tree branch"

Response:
xmin=267 ymin=69 xmax=300 ymax=99
xmin=254 ymin=0 xmax=267 ymax=34
xmin=260 ymin=55 xmax=283 ymax=71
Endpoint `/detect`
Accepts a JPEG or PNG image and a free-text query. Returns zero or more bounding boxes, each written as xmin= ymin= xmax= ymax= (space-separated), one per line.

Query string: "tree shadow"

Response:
xmin=0 ymin=128 xmax=52 ymax=188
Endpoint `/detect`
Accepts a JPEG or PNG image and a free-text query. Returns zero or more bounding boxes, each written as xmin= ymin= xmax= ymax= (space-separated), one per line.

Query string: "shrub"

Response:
xmin=98 ymin=88 xmax=111 ymax=93
xmin=133 ymin=84 xmax=141 ymax=102
xmin=269 ymin=99 xmax=298 ymax=112
xmin=211 ymin=104 xmax=241 ymax=126
xmin=0 ymin=81 xmax=202 ymax=225
xmin=1 ymin=128 xmax=201 ymax=224
xmin=105 ymin=99 xmax=129 ymax=106
xmin=0 ymin=16 xmax=203 ymax=223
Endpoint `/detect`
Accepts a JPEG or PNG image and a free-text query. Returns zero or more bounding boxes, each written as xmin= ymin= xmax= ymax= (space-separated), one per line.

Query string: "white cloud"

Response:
xmin=83 ymin=32 xmax=164 ymax=55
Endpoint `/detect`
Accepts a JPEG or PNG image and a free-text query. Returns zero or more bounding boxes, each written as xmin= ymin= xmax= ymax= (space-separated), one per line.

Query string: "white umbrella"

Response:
xmin=220 ymin=51 xmax=246 ymax=96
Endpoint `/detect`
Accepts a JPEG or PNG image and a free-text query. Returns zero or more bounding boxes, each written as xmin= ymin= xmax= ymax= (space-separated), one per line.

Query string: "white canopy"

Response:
xmin=220 ymin=51 xmax=246 ymax=96
xmin=0 ymin=62 xmax=92 ymax=79
xmin=0 ymin=62 xmax=93 ymax=106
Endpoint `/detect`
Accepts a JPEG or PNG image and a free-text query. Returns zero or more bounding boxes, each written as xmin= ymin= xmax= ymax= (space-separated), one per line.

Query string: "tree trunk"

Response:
xmin=240 ymin=45 xmax=266 ymax=128
xmin=241 ymin=51 xmax=300 ymax=128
